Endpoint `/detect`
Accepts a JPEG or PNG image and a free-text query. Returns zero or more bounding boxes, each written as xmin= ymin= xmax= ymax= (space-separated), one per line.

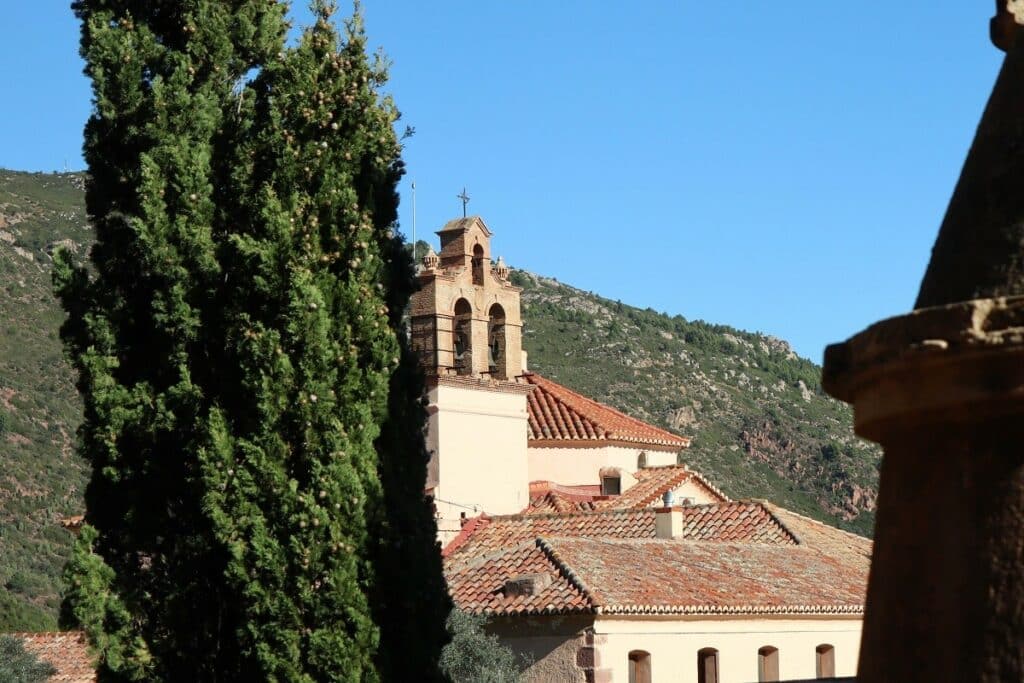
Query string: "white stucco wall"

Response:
xmin=669 ymin=478 xmax=719 ymax=506
xmin=429 ymin=383 xmax=529 ymax=542
xmin=527 ymin=445 xmax=677 ymax=486
xmin=596 ymin=616 xmax=861 ymax=682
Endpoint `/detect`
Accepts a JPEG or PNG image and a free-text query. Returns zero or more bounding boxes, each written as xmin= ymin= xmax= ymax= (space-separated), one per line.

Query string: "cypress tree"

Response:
xmin=56 ymin=1 xmax=449 ymax=680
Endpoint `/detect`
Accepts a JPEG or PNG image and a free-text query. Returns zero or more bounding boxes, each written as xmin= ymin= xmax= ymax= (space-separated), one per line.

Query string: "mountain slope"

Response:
xmin=511 ymin=270 xmax=879 ymax=535
xmin=0 ymin=171 xmax=879 ymax=630
xmin=0 ymin=170 xmax=89 ymax=630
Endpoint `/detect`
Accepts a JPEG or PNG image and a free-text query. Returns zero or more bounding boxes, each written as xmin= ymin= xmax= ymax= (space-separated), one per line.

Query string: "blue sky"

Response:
xmin=0 ymin=3 xmax=1004 ymax=362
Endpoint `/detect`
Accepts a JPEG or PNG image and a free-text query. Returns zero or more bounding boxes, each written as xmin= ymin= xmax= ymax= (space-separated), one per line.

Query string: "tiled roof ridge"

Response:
xmin=441 ymin=514 xmax=490 ymax=558
xmin=487 ymin=505 xmax=651 ymax=524
xmin=534 ymin=537 xmax=600 ymax=609
xmin=524 ymin=372 xmax=690 ymax=447
xmin=620 ymin=467 xmax=695 ymax=508
xmin=735 ymin=499 xmax=802 ymax=545
xmin=496 ymin=498 xmax=779 ymax=524
xmin=761 ymin=501 xmax=872 ymax=545
xmin=683 ymin=468 xmax=731 ymax=503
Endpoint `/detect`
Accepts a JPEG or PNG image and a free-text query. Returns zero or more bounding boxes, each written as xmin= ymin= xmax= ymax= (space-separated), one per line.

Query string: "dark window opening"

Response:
xmin=758 ymin=646 xmax=779 ymax=682
xmin=698 ymin=648 xmax=719 ymax=683
xmin=628 ymin=650 xmax=651 ymax=683
xmin=816 ymin=644 xmax=835 ymax=678
xmin=601 ymin=476 xmax=621 ymax=496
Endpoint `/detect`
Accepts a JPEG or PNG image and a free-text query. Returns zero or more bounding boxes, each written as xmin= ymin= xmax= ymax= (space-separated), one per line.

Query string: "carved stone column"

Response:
xmin=824 ymin=299 xmax=1024 ymax=681
xmin=824 ymin=5 xmax=1024 ymax=680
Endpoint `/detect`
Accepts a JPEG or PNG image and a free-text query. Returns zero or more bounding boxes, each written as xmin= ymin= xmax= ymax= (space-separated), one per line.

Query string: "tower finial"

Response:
xmin=457 ymin=187 xmax=470 ymax=218
xmin=992 ymin=0 xmax=1024 ymax=51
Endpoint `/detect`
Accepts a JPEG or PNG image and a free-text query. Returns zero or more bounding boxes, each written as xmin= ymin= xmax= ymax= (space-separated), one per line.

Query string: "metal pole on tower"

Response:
xmin=412 ymin=180 xmax=417 ymax=263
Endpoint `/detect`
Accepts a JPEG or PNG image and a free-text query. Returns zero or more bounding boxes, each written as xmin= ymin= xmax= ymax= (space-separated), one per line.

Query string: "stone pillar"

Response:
xmin=470 ymin=313 xmax=490 ymax=377
xmin=501 ymin=322 xmax=523 ymax=380
xmin=824 ymin=299 xmax=1024 ymax=681
xmin=823 ymin=7 xmax=1024 ymax=680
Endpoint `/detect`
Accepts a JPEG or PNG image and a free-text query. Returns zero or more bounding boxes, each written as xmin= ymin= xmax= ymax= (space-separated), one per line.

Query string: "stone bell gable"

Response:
xmin=410 ymin=216 xmax=524 ymax=381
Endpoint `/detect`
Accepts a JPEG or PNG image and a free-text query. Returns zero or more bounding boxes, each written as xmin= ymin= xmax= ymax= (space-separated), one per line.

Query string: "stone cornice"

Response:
xmin=823 ymin=295 xmax=1024 ymax=440
xmin=428 ymin=373 xmax=536 ymax=396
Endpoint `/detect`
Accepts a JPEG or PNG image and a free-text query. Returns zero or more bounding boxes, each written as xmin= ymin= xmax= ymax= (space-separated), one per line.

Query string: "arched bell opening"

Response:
xmin=472 ymin=243 xmax=485 ymax=286
xmin=453 ymin=298 xmax=473 ymax=375
xmin=488 ymin=303 xmax=506 ymax=378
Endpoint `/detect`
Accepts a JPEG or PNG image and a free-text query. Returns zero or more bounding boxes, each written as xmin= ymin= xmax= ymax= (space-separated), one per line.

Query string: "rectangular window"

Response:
xmin=601 ymin=476 xmax=621 ymax=495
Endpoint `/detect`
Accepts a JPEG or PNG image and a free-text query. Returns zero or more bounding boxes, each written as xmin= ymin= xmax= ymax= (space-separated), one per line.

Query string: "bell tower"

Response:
xmin=410 ymin=216 xmax=524 ymax=381
xmin=409 ymin=216 xmax=531 ymax=542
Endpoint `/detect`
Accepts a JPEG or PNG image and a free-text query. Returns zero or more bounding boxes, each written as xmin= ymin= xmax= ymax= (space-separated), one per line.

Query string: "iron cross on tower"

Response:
xmin=457 ymin=187 xmax=470 ymax=217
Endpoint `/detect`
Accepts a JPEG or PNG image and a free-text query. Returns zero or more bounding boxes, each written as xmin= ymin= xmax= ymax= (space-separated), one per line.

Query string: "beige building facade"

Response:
xmin=491 ymin=615 xmax=860 ymax=683
xmin=414 ymin=216 xmax=868 ymax=680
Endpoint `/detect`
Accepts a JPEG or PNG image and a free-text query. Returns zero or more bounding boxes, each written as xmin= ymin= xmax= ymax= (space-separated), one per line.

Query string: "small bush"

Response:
xmin=0 ymin=635 xmax=56 ymax=683
xmin=440 ymin=610 xmax=525 ymax=682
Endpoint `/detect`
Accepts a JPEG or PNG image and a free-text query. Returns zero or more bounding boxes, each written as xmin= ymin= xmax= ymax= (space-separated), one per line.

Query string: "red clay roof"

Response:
xmin=523 ymin=482 xmax=607 ymax=514
xmin=523 ymin=466 xmax=729 ymax=514
xmin=444 ymin=502 xmax=870 ymax=617
xmin=602 ymin=465 xmax=728 ymax=509
xmin=447 ymin=536 xmax=867 ymax=617
xmin=523 ymin=373 xmax=690 ymax=449
xmin=445 ymin=501 xmax=799 ymax=562
xmin=445 ymin=540 xmax=592 ymax=616
xmin=12 ymin=631 xmax=95 ymax=682
xmin=552 ymin=537 xmax=865 ymax=615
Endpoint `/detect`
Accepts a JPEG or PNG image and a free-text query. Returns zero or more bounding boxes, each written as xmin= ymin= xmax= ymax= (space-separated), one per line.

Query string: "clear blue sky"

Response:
xmin=0 ymin=3 xmax=1004 ymax=362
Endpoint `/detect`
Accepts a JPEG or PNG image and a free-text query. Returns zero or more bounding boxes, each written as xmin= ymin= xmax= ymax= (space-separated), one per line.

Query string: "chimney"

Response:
xmin=655 ymin=507 xmax=682 ymax=539
xmin=503 ymin=573 xmax=552 ymax=598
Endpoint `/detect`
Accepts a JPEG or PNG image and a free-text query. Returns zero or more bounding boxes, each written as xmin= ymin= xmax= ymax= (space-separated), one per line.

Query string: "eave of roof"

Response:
xmin=447 ymin=535 xmax=867 ymax=618
xmin=523 ymin=373 xmax=690 ymax=449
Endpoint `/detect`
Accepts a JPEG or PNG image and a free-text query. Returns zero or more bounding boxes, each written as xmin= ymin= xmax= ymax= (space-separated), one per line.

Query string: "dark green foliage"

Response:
xmin=439 ymin=610 xmax=523 ymax=683
xmin=55 ymin=1 xmax=447 ymax=681
xmin=0 ymin=635 xmax=56 ymax=683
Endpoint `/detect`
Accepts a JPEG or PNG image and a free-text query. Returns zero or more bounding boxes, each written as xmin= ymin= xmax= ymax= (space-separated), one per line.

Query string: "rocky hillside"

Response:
xmin=510 ymin=271 xmax=880 ymax=535
xmin=0 ymin=170 xmax=879 ymax=630
xmin=0 ymin=170 xmax=89 ymax=630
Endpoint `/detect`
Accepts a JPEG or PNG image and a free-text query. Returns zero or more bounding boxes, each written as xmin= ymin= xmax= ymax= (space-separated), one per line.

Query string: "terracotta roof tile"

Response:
xmin=523 ymin=482 xmax=607 ymax=514
xmin=445 ymin=540 xmax=593 ymax=616
xmin=598 ymin=465 xmax=729 ymax=509
xmin=445 ymin=501 xmax=799 ymax=562
xmin=540 ymin=537 xmax=867 ymax=616
xmin=523 ymin=467 xmax=729 ymax=514
xmin=523 ymin=373 xmax=690 ymax=449
xmin=11 ymin=631 xmax=95 ymax=682
xmin=763 ymin=503 xmax=874 ymax=562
